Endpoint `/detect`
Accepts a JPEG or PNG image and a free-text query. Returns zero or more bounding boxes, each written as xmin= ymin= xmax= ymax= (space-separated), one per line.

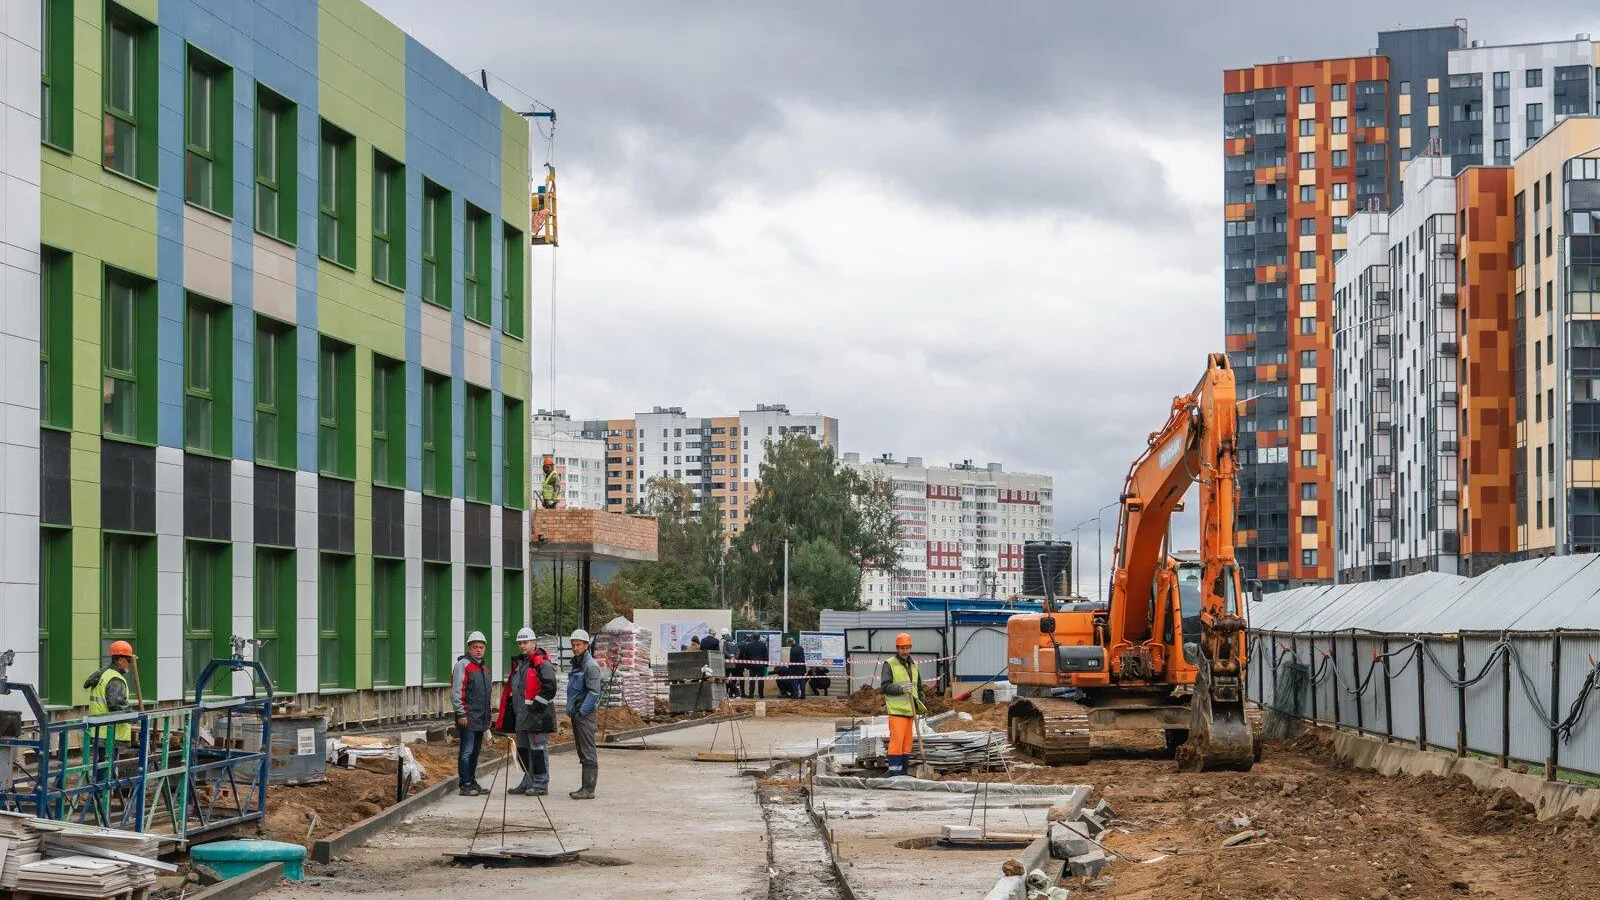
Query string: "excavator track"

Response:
xmin=1007 ymin=698 xmax=1091 ymax=765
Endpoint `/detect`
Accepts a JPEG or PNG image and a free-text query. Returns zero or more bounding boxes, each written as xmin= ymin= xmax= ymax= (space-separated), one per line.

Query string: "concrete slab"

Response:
xmin=256 ymin=718 xmax=838 ymax=900
xmin=813 ymin=781 xmax=1088 ymax=900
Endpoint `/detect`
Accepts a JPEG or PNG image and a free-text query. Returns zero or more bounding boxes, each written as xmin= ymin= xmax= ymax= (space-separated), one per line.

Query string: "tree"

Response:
xmin=731 ymin=434 xmax=904 ymax=624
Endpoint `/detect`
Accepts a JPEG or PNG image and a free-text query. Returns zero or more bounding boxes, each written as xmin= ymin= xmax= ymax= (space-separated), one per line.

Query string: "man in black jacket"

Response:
xmin=740 ymin=635 xmax=767 ymax=699
xmin=501 ymin=629 xmax=559 ymax=796
xmin=450 ymin=632 xmax=492 ymax=796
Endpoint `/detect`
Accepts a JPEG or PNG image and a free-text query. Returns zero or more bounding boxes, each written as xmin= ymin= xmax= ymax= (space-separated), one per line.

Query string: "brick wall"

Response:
xmin=531 ymin=509 xmax=658 ymax=556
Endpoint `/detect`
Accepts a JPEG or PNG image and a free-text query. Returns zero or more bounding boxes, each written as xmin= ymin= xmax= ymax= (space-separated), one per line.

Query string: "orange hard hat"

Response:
xmin=542 ymin=455 xmax=555 ymax=468
xmin=107 ymin=640 xmax=136 ymax=659
xmin=895 ymin=632 xmax=913 ymax=648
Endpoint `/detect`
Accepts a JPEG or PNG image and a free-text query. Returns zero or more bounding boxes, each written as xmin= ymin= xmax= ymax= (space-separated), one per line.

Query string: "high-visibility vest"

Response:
xmin=541 ymin=470 xmax=561 ymax=504
xmin=883 ymin=657 xmax=921 ymax=718
xmin=87 ymin=667 xmax=132 ymax=742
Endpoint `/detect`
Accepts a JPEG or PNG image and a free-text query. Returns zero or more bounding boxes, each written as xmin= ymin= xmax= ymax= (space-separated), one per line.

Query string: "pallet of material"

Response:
xmin=13 ymin=855 xmax=154 ymax=898
xmin=857 ymin=730 xmax=1013 ymax=773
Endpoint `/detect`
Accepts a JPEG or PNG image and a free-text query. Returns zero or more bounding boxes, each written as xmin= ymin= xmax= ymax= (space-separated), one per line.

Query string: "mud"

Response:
xmin=760 ymin=783 xmax=845 ymax=900
xmin=262 ymin=740 xmax=473 ymax=847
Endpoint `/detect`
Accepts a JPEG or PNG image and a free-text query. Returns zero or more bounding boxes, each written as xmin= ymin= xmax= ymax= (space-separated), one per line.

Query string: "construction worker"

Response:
xmin=540 ymin=455 xmax=561 ymax=509
xmin=83 ymin=641 xmax=136 ymax=775
xmin=498 ymin=628 xmax=558 ymax=795
xmin=565 ymin=629 xmax=604 ymax=799
xmin=879 ymin=633 xmax=926 ymax=777
xmin=451 ymin=631 xmax=492 ymax=796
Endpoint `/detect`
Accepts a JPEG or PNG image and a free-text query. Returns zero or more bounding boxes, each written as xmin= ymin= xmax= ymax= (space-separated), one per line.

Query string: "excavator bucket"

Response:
xmin=1176 ymin=660 xmax=1257 ymax=772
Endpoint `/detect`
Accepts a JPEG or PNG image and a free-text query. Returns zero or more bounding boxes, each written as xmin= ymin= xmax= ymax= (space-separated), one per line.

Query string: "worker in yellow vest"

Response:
xmin=879 ymin=633 xmax=925 ymax=777
xmin=83 ymin=640 xmax=136 ymax=774
xmin=540 ymin=455 xmax=561 ymax=509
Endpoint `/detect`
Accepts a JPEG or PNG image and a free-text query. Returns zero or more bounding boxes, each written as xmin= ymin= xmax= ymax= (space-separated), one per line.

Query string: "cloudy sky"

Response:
xmin=369 ymin=1 xmax=1593 ymax=594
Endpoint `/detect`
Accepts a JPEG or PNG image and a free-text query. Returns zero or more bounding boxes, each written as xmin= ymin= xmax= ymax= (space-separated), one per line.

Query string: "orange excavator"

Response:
xmin=1005 ymin=353 xmax=1262 ymax=771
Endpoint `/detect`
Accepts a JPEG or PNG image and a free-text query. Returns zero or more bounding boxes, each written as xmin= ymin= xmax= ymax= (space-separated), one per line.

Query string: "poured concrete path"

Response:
xmin=261 ymin=718 xmax=838 ymax=900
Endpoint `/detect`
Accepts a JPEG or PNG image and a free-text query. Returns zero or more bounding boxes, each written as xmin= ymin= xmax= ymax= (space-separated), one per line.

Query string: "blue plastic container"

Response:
xmin=190 ymin=839 xmax=308 ymax=881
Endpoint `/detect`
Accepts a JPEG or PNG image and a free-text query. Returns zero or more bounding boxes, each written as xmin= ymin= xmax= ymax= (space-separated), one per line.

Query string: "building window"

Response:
xmin=502 ymin=569 xmax=525 ymax=670
xmin=1301 ymin=515 xmax=1317 ymax=534
xmin=102 ymin=534 xmax=151 ymax=680
xmin=1299 ymin=350 xmax=1316 ymax=368
xmin=40 ymin=0 xmax=73 ymax=149
xmin=37 ymin=527 xmax=71 ymax=702
xmin=318 ymin=121 xmax=356 ymax=268
xmin=1331 ymin=117 xmax=1347 ymax=134
xmin=185 ymin=47 xmax=232 ymax=215
xmin=1299 ymin=217 xmax=1316 ymax=235
xmin=1300 ymin=482 xmax=1318 ymax=500
xmin=1298 ymin=86 xmax=1315 ymax=103
xmin=504 ymin=396 xmax=525 ymax=509
xmin=1428 ymin=92 xmax=1439 ymax=107
xmin=40 ymin=249 xmax=71 ymax=429
xmin=1493 ymin=105 xmax=1509 ymax=124
xmin=1332 ymin=83 xmax=1347 ymax=101
xmin=422 ymin=180 xmax=452 ymax=307
xmin=103 ymin=5 xmax=156 ymax=182
xmin=318 ymin=553 xmax=354 ymax=689
xmin=464 ymin=386 xmax=491 ymax=502
xmin=1297 ymin=152 xmax=1314 ymax=170
xmin=1333 ymin=216 xmax=1348 ymax=234
xmin=1527 ymin=69 xmax=1543 ymax=88
xmin=1301 ymin=549 xmax=1319 ymax=566
xmin=254 ymin=548 xmax=295 ymax=694
xmin=1331 ymin=149 xmax=1348 ymax=168
xmin=1398 ymin=80 xmax=1411 ymax=94
xmin=103 ymin=269 xmax=155 ymax=442
xmin=255 ymin=87 xmax=296 ymax=242
xmin=1300 ymin=416 xmax=1317 ymax=434
xmin=1494 ymin=139 xmax=1510 ymax=164
xmin=464 ymin=205 xmax=492 ymax=324
xmin=421 ymin=563 xmax=451 ymax=684
xmin=372 ymin=558 xmax=405 ymax=686
xmin=466 ymin=566 xmax=493 ymax=672
xmin=254 ymin=316 xmax=296 ymax=467
xmin=1491 ymin=71 xmax=1509 ymax=91
xmin=1333 ymin=183 xmax=1349 ymax=201
xmin=318 ymin=338 xmax=355 ymax=478
xmin=1299 ymin=317 xmax=1316 ymax=336
xmin=184 ymin=295 xmax=231 ymax=455
xmin=1298 ymin=118 xmax=1315 ymax=136
xmin=1299 ymin=250 xmax=1316 ymax=269
xmin=372 ymin=151 xmax=406 ymax=287
xmin=503 ymin=224 xmax=525 ymax=338
xmin=182 ymin=540 xmax=229 ymax=689
xmin=1299 ymin=185 xmax=1315 ymax=202
xmin=422 ymin=370 xmax=452 ymax=495
xmin=1300 ymin=449 xmax=1317 ymax=467
xmin=372 ymin=354 xmax=406 ymax=488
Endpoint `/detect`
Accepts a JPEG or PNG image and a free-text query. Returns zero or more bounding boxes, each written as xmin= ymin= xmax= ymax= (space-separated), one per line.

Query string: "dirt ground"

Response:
xmin=261 ymin=741 xmax=477 ymax=846
xmin=963 ymin=729 xmax=1600 ymax=900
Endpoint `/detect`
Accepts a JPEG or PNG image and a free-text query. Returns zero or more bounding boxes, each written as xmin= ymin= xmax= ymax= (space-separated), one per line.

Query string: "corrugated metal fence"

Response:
xmin=1249 ymin=555 xmax=1600 ymax=779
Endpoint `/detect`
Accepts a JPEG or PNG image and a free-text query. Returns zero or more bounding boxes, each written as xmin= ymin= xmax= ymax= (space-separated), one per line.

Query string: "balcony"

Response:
xmin=1439 ymin=341 xmax=1459 ymax=356
xmin=1375 ymin=506 xmax=1393 ymax=519
xmin=1440 ymin=439 xmax=1459 ymax=453
xmin=1439 ymin=242 xmax=1457 ymax=258
xmin=1439 ymin=291 xmax=1458 ymax=306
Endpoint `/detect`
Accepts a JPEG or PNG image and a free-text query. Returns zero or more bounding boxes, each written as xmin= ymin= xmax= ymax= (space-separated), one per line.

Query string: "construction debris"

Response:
xmin=854 ymin=725 xmax=1012 ymax=773
xmin=1067 ymin=847 xmax=1109 ymax=877
xmin=0 ymin=812 xmax=165 ymax=897
xmin=1221 ymin=829 xmax=1269 ymax=848
xmin=1025 ymin=868 xmax=1071 ymax=900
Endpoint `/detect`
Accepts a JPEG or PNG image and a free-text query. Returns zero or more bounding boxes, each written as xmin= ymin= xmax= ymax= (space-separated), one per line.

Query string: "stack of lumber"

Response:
xmin=13 ymin=854 xmax=152 ymax=897
xmin=0 ymin=812 xmax=44 ymax=890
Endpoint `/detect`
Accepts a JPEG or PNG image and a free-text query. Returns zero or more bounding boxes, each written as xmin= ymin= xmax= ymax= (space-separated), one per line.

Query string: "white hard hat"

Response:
xmin=569 ymin=629 xmax=592 ymax=643
xmin=515 ymin=627 xmax=536 ymax=642
xmin=719 ymin=628 xmax=731 ymax=638
xmin=466 ymin=631 xmax=488 ymax=645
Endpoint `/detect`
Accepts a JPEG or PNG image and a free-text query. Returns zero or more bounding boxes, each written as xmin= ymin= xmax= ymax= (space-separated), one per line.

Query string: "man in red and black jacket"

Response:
xmin=495 ymin=628 xmax=560 ymax=795
xmin=451 ymin=632 xmax=492 ymax=796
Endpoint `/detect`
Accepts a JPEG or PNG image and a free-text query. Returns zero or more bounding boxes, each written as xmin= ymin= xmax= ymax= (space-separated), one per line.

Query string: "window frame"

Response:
xmin=464 ymin=204 xmax=493 ymax=324
xmin=38 ymin=526 xmax=72 ymax=704
xmin=102 ymin=4 xmax=157 ymax=184
xmin=317 ymin=120 xmax=357 ymax=269
xmin=253 ymin=547 xmax=296 ymax=694
xmin=371 ymin=150 xmax=406 ymax=288
xmin=184 ymin=294 xmax=232 ymax=456
xmin=372 ymin=354 xmax=406 ymax=488
xmin=40 ymin=0 xmax=74 ymax=151
xmin=422 ymin=371 xmax=452 ymax=496
xmin=421 ymin=180 xmax=452 ymax=308
xmin=317 ymin=337 xmax=355 ymax=479
xmin=317 ymin=552 xmax=355 ymax=690
xmin=102 ymin=268 xmax=156 ymax=443
xmin=254 ymin=86 xmax=297 ymax=244
xmin=40 ymin=248 xmax=72 ymax=430
xmin=466 ymin=566 xmax=493 ymax=674
xmin=464 ymin=385 xmax=491 ymax=502
xmin=254 ymin=315 xmax=297 ymax=468
xmin=501 ymin=569 xmax=525 ymax=671
xmin=182 ymin=539 xmax=231 ymax=691
xmin=502 ymin=223 xmax=525 ymax=338
xmin=421 ymin=562 xmax=452 ymax=685
xmin=184 ymin=46 xmax=233 ymax=216
xmin=101 ymin=534 xmax=153 ymax=690
xmin=503 ymin=396 xmax=525 ymax=509
xmin=372 ymin=558 xmax=406 ymax=687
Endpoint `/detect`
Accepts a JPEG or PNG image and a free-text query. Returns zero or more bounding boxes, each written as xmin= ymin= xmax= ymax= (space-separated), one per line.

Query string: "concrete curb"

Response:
xmin=1325 ymin=728 xmax=1600 ymax=820
xmin=981 ymin=832 xmax=1055 ymax=900
xmin=185 ymin=862 xmax=286 ymax=900
xmin=308 ymin=714 xmax=749 ymax=863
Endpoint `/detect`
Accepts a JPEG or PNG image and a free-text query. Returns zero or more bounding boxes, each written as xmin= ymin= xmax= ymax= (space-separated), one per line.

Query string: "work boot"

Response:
xmin=569 ymin=765 xmax=597 ymax=800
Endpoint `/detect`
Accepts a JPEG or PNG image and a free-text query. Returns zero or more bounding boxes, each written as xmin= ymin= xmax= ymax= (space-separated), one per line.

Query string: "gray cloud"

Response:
xmin=368 ymin=0 xmax=1595 ymax=592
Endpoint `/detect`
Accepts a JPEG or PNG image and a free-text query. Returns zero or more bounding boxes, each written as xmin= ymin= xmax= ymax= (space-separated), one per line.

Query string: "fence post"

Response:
xmin=1499 ymin=635 xmax=1511 ymax=768
xmin=1455 ymin=633 xmax=1467 ymax=758
xmin=1329 ymin=632 xmax=1341 ymax=726
xmin=1268 ymin=633 xmax=1280 ymax=711
xmin=1350 ymin=631 xmax=1364 ymax=737
xmin=1380 ymin=636 xmax=1394 ymax=742
xmin=1305 ymin=636 xmax=1316 ymax=724
xmin=1547 ymin=631 xmax=1562 ymax=783
xmin=1415 ymin=638 xmax=1427 ymax=751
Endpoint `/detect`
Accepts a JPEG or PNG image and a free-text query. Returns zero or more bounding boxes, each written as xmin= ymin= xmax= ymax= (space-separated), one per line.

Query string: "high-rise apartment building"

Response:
xmin=1225 ymin=25 xmax=1600 ymax=590
xmin=579 ymin=404 xmax=837 ymax=534
xmin=841 ymin=453 xmax=1054 ymax=610
xmin=1 ymin=0 xmax=534 ymax=711
xmin=532 ymin=411 xmax=607 ymax=510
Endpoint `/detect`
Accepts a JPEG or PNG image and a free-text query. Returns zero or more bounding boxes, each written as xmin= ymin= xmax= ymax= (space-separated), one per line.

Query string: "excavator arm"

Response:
xmin=1107 ymin=352 xmax=1255 ymax=770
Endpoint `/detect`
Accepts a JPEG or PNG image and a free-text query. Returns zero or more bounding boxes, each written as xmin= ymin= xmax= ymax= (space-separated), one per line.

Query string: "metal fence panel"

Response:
xmin=1507 ymin=636 xmax=1553 ymax=765
xmin=1559 ymin=634 xmax=1600 ymax=775
xmin=1459 ymin=637 xmax=1504 ymax=760
xmin=1419 ymin=637 xmax=1458 ymax=752
xmin=952 ymin=625 xmax=1009 ymax=683
xmin=1385 ymin=639 xmax=1421 ymax=744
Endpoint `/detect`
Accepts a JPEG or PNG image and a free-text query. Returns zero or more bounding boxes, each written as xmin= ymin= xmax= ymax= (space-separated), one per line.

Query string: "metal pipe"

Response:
xmin=1350 ymin=632 xmax=1364 ymax=736
xmin=1381 ymin=637 xmax=1394 ymax=741
xmin=1499 ymin=636 xmax=1512 ymax=768
xmin=1547 ymin=631 xmax=1563 ymax=783
xmin=1455 ymin=633 xmax=1467 ymax=757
